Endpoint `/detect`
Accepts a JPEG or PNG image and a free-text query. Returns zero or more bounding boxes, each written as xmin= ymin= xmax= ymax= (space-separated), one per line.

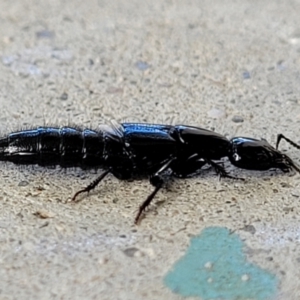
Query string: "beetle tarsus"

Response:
xmin=71 ymin=169 xmax=111 ymax=202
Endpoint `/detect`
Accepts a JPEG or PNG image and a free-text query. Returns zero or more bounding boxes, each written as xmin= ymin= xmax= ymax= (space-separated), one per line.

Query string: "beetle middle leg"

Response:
xmin=135 ymin=158 xmax=175 ymax=224
xmin=171 ymin=154 xmax=207 ymax=178
xmin=172 ymin=154 xmax=242 ymax=180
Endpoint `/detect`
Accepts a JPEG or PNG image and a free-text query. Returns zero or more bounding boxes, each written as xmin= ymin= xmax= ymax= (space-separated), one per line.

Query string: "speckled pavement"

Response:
xmin=1 ymin=0 xmax=300 ymax=299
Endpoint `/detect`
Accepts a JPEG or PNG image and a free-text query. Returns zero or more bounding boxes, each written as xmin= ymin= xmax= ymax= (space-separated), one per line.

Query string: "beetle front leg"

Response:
xmin=206 ymin=159 xmax=244 ymax=181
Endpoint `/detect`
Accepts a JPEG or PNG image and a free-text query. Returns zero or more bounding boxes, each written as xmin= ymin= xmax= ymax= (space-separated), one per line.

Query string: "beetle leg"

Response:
xmin=206 ymin=159 xmax=244 ymax=181
xmin=135 ymin=158 xmax=174 ymax=224
xmin=171 ymin=154 xmax=207 ymax=178
xmin=71 ymin=169 xmax=111 ymax=202
xmin=275 ymin=154 xmax=300 ymax=174
xmin=276 ymin=134 xmax=300 ymax=150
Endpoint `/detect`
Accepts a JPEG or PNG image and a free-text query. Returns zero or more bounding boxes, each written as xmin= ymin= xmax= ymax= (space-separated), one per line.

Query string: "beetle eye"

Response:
xmin=233 ymin=153 xmax=241 ymax=161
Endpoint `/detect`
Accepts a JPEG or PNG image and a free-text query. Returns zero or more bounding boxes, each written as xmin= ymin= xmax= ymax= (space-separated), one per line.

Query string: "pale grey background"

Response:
xmin=1 ymin=0 xmax=300 ymax=299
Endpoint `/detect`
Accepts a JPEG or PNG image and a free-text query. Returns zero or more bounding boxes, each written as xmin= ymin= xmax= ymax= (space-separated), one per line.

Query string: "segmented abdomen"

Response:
xmin=0 ymin=127 xmax=105 ymax=168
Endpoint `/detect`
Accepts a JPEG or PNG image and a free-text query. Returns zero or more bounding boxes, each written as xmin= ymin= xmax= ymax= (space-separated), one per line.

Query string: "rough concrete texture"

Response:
xmin=1 ymin=0 xmax=300 ymax=299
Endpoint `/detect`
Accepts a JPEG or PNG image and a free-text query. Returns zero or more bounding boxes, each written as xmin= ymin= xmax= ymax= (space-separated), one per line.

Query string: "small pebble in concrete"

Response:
xmin=241 ymin=224 xmax=256 ymax=234
xmin=60 ymin=93 xmax=68 ymax=100
xmin=232 ymin=115 xmax=244 ymax=123
xmin=36 ymin=30 xmax=55 ymax=39
xmin=204 ymin=261 xmax=213 ymax=269
xmin=207 ymin=108 xmax=225 ymax=119
xmin=241 ymin=274 xmax=250 ymax=281
xmin=242 ymin=71 xmax=251 ymax=79
xmin=135 ymin=61 xmax=150 ymax=71
xmin=123 ymin=247 xmax=139 ymax=257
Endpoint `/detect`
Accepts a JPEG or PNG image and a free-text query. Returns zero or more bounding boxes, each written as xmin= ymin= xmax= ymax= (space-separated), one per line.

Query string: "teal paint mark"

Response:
xmin=164 ymin=227 xmax=278 ymax=300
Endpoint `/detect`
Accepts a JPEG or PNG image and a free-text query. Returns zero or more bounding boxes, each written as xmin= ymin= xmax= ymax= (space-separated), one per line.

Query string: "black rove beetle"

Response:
xmin=0 ymin=122 xmax=299 ymax=224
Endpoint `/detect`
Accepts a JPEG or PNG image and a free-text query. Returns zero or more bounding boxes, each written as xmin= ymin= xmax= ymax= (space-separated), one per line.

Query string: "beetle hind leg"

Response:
xmin=71 ymin=169 xmax=111 ymax=202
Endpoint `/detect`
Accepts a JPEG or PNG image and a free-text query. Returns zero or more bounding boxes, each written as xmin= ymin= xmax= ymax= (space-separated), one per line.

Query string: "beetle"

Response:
xmin=0 ymin=122 xmax=299 ymax=224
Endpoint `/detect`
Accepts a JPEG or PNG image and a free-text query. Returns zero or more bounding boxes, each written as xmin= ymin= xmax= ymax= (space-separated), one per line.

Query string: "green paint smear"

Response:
xmin=164 ymin=227 xmax=278 ymax=300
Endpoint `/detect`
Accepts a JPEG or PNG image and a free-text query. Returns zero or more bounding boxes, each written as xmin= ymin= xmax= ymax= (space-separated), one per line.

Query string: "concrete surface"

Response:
xmin=1 ymin=0 xmax=300 ymax=299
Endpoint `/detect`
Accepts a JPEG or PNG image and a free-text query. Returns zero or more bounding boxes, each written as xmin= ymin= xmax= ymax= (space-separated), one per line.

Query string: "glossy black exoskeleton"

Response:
xmin=229 ymin=136 xmax=300 ymax=173
xmin=0 ymin=123 xmax=299 ymax=224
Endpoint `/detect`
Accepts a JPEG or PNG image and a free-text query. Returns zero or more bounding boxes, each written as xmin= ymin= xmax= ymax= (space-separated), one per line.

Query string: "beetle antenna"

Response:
xmin=276 ymin=134 xmax=300 ymax=150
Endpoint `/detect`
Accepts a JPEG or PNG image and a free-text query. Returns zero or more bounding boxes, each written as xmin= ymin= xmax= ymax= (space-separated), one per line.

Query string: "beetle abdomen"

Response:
xmin=0 ymin=127 xmax=105 ymax=168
